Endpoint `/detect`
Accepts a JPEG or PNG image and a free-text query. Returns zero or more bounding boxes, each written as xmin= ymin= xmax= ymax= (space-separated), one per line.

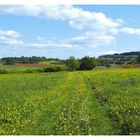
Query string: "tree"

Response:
xmin=79 ymin=56 xmax=96 ymax=70
xmin=2 ymin=57 xmax=15 ymax=65
xmin=105 ymin=64 xmax=111 ymax=69
xmin=66 ymin=56 xmax=79 ymax=71
xmin=136 ymin=55 xmax=140 ymax=64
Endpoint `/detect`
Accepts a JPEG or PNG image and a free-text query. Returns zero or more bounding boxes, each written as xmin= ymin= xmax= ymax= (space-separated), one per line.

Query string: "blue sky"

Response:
xmin=0 ymin=5 xmax=140 ymax=59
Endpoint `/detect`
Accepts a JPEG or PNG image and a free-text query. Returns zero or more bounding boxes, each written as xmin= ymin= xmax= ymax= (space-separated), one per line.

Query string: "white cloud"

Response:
xmin=104 ymin=50 xmax=120 ymax=54
xmin=0 ymin=5 xmax=122 ymax=31
xmin=85 ymin=50 xmax=120 ymax=57
xmin=120 ymin=27 xmax=140 ymax=35
xmin=70 ymin=31 xmax=116 ymax=48
xmin=0 ymin=30 xmax=20 ymax=38
xmin=0 ymin=30 xmax=75 ymax=50
xmin=0 ymin=5 xmax=42 ymax=16
xmin=0 ymin=30 xmax=24 ymax=47
xmin=92 ymin=50 xmax=120 ymax=56
xmin=0 ymin=5 xmax=140 ymax=51
xmin=26 ymin=42 xmax=74 ymax=49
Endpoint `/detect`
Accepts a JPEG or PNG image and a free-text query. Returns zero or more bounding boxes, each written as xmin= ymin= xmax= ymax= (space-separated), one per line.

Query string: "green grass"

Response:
xmin=38 ymin=61 xmax=54 ymax=64
xmin=0 ymin=64 xmax=41 ymax=73
xmin=0 ymin=63 xmax=66 ymax=73
xmin=38 ymin=60 xmax=62 ymax=65
xmin=82 ymin=69 xmax=140 ymax=134
xmin=0 ymin=69 xmax=139 ymax=135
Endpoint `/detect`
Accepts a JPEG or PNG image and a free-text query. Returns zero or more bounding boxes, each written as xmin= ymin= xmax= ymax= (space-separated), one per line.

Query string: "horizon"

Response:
xmin=1 ymin=50 xmax=140 ymax=60
xmin=0 ymin=5 xmax=140 ymax=59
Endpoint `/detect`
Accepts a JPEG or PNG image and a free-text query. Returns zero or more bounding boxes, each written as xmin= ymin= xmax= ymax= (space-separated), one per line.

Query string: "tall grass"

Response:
xmin=0 ymin=69 xmax=139 ymax=135
xmin=82 ymin=69 xmax=140 ymax=135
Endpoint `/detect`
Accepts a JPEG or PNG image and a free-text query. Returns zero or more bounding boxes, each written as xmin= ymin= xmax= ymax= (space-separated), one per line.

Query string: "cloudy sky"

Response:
xmin=0 ymin=5 xmax=140 ymax=58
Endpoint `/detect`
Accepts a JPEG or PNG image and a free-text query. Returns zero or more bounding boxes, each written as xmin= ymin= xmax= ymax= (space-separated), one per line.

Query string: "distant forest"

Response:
xmin=0 ymin=51 xmax=140 ymax=66
xmin=0 ymin=56 xmax=63 ymax=65
xmin=98 ymin=51 xmax=140 ymax=66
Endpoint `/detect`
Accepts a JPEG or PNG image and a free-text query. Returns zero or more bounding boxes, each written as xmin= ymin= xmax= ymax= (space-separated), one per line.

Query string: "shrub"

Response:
xmin=105 ymin=64 xmax=111 ymax=69
xmin=79 ymin=56 xmax=96 ymax=70
xmin=136 ymin=55 xmax=140 ymax=64
xmin=35 ymin=69 xmax=45 ymax=73
xmin=23 ymin=65 xmax=68 ymax=73
xmin=66 ymin=56 xmax=79 ymax=71
xmin=122 ymin=64 xmax=133 ymax=68
xmin=43 ymin=65 xmax=67 ymax=72
xmin=0 ymin=69 xmax=7 ymax=74
xmin=24 ymin=68 xmax=45 ymax=73
xmin=24 ymin=69 xmax=34 ymax=73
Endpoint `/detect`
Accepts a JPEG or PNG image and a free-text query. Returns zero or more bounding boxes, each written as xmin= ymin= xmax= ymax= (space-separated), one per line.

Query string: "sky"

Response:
xmin=0 ymin=5 xmax=140 ymax=59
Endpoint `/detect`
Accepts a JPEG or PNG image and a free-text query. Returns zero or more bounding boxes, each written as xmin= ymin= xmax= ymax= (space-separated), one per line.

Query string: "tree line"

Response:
xmin=0 ymin=56 xmax=61 ymax=65
xmin=66 ymin=56 xmax=96 ymax=71
xmin=1 ymin=52 xmax=140 ymax=72
xmin=0 ymin=56 xmax=97 ymax=72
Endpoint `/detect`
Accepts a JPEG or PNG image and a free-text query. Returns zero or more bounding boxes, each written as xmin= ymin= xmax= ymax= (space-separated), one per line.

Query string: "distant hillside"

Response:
xmin=121 ymin=51 xmax=140 ymax=56
xmin=99 ymin=51 xmax=140 ymax=58
xmin=98 ymin=51 xmax=140 ymax=65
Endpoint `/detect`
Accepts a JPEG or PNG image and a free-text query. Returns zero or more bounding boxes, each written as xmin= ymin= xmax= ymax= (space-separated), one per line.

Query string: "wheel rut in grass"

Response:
xmin=52 ymin=72 xmax=113 ymax=135
xmin=26 ymin=72 xmax=74 ymax=134
xmin=80 ymin=72 xmax=114 ymax=135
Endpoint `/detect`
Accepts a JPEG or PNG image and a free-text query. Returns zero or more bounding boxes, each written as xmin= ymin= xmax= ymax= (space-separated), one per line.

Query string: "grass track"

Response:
xmin=0 ymin=69 xmax=139 ymax=135
xmin=52 ymin=72 xmax=113 ymax=135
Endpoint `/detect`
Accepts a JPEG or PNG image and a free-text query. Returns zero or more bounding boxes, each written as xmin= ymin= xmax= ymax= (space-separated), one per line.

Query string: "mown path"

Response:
xmin=50 ymin=72 xmax=113 ymax=135
xmin=30 ymin=72 xmax=113 ymax=135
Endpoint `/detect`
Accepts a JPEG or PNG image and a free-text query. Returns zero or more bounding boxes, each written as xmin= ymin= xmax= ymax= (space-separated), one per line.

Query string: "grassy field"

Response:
xmin=0 ymin=64 xmax=41 ymax=73
xmin=0 ymin=69 xmax=139 ymax=135
xmin=0 ymin=63 xmax=66 ymax=74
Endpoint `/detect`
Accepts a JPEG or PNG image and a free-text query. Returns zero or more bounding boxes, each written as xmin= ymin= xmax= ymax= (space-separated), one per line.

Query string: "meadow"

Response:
xmin=0 ymin=69 xmax=139 ymax=135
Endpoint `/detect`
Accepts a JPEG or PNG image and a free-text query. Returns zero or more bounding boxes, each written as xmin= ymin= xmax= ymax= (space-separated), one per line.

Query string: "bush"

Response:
xmin=122 ymin=64 xmax=133 ymax=68
xmin=23 ymin=65 xmax=68 ymax=73
xmin=24 ymin=69 xmax=34 ymax=73
xmin=79 ymin=56 xmax=96 ymax=70
xmin=24 ymin=68 xmax=45 ymax=73
xmin=43 ymin=65 xmax=67 ymax=72
xmin=105 ymin=64 xmax=111 ymax=69
xmin=66 ymin=56 xmax=79 ymax=71
xmin=0 ymin=69 xmax=7 ymax=74
xmin=136 ymin=55 xmax=140 ymax=64
xmin=35 ymin=69 xmax=45 ymax=73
